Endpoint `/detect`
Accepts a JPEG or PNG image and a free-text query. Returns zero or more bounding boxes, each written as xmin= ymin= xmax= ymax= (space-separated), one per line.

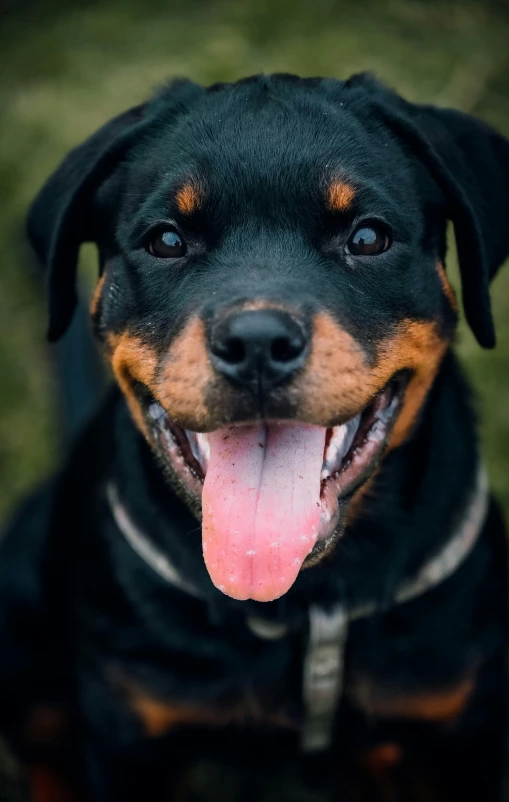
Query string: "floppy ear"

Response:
xmin=382 ymin=101 xmax=509 ymax=348
xmin=347 ymin=75 xmax=509 ymax=348
xmin=28 ymin=104 xmax=150 ymax=342
xmin=28 ymin=79 xmax=203 ymax=341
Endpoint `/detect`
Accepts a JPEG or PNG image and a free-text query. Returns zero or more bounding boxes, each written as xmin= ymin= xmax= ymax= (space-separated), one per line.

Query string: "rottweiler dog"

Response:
xmin=1 ymin=72 xmax=509 ymax=802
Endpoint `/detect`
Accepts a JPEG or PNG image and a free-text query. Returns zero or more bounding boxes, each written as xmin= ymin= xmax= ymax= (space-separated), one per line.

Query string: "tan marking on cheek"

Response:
xmin=156 ymin=317 xmax=215 ymax=430
xmin=380 ymin=321 xmax=449 ymax=449
xmin=327 ymin=180 xmax=355 ymax=212
xmin=296 ymin=315 xmax=448 ymax=538
xmin=351 ymin=676 xmax=474 ymax=725
xmin=296 ymin=312 xmax=373 ymax=425
xmin=90 ymin=273 xmax=106 ymax=320
xmin=110 ymin=333 xmax=159 ymax=437
xmin=175 ymin=182 xmax=202 ymax=215
xmin=436 ymin=261 xmax=458 ymax=311
xmin=296 ymin=313 xmax=449 ymax=445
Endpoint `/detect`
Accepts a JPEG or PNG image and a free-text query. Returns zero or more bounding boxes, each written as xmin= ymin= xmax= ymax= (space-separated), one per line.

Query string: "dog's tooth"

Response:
xmin=186 ymin=431 xmax=201 ymax=465
xmin=196 ymin=433 xmax=211 ymax=465
xmin=343 ymin=413 xmax=361 ymax=453
xmin=368 ymin=418 xmax=386 ymax=443
xmin=185 ymin=431 xmax=209 ymax=472
xmin=148 ymin=402 xmax=165 ymax=421
xmin=321 ymin=414 xmax=361 ymax=479
xmin=329 ymin=423 xmax=348 ymax=452
xmin=322 ymin=424 xmax=346 ymax=478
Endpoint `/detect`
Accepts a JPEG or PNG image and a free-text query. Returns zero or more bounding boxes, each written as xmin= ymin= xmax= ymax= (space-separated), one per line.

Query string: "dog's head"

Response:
xmin=28 ymin=73 xmax=509 ymax=602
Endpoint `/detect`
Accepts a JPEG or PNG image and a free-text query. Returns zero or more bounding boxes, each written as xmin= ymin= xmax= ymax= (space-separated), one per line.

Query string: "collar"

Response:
xmin=106 ymin=463 xmax=489 ymax=751
xmin=107 ymin=483 xmax=201 ymax=599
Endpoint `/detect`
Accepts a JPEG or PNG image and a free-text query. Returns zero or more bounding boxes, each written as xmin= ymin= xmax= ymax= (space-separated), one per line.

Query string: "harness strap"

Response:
xmin=302 ymin=605 xmax=349 ymax=752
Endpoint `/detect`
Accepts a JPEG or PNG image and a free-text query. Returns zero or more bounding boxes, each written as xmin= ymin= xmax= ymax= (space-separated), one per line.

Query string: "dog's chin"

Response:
xmin=138 ymin=377 xmax=406 ymax=600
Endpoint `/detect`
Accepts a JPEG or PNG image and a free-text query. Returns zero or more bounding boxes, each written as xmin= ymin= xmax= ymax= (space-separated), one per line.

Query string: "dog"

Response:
xmin=1 ymin=72 xmax=509 ymax=801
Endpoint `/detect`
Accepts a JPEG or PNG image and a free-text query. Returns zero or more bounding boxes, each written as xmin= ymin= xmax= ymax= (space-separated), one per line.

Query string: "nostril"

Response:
xmin=271 ymin=335 xmax=304 ymax=363
xmin=215 ymin=336 xmax=246 ymax=365
xmin=209 ymin=309 xmax=308 ymax=387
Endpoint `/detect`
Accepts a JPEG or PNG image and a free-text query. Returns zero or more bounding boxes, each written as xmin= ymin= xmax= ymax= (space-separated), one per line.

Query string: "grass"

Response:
xmin=1 ymin=0 xmax=509 ymax=522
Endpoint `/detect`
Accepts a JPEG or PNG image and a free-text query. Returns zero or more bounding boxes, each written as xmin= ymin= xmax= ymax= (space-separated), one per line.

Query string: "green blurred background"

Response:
xmin=1 ymin=0 xmax=509 ymax=526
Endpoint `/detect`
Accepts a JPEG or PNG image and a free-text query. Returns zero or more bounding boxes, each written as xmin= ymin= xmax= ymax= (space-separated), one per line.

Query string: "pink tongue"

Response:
xmin=202 ymin=422 xmax=326 ymax=602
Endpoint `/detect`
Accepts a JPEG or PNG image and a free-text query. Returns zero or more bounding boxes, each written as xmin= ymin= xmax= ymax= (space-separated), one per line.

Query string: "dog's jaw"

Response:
xmin=144 ymin=379 xmax=405 ymax=601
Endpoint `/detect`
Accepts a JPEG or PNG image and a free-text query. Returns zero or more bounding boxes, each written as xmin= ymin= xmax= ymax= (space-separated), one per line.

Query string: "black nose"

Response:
xmin=209 ymin=309 xmax=308 ymax=389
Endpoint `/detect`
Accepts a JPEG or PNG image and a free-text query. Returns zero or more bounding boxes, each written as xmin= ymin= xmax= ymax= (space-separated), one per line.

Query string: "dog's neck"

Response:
xmin=109 ymin=350 xmax=480 ymax=623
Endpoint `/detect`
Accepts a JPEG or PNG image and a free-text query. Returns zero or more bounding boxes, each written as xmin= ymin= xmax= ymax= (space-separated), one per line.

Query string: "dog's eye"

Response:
xmin=347 ymin=224 xmax=390 ymax=256
xmin=148 ymin=227 xmax=187 ymax=258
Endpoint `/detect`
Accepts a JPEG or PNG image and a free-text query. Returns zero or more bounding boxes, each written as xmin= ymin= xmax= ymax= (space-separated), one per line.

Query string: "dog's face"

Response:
xmin=29 ymin=74 xmax=509 ymax=602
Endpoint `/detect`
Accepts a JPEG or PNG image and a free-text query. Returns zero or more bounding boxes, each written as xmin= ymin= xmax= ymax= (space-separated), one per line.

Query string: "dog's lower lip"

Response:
xmin=146 ymin=380 xmax=404 ymax=547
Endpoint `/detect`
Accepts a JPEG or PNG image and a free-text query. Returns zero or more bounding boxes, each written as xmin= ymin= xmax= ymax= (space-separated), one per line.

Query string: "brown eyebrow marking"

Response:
xmin=327 ymin=180 xmax=355 ymax=212
xmin=175 ymin=182 xmax=203 ymax=215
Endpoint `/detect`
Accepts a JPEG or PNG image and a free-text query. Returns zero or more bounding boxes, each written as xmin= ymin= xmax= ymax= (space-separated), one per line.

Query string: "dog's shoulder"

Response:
xmin=0 ymin=388 xmax=121 ymax=607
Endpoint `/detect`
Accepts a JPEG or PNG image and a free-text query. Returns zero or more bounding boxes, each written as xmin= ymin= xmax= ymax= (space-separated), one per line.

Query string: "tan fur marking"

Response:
xmin=176 ymin=183 xmax=202 ymax=215
xmin=105 ymin=318 xmax=217 ymax=434
xmin=156 ymin=317 xmax=215 ymax=430
xmin=353 ymin=743 xmax=404 ymax=802
xmin=110 ymin=333 xmax=159 ymax=438
xmin=90 ymin=273 xmax=106 ymax=319
xmin=381 ymin=320 xmax=449 ymax=448
xmin=125 ymin=684 xmax=294 ymax=738
xmin=327 ymin=181 xmax=355 ymax=212
xmin=359 ymin=742 xmax=402 ymax=772
xmin=296 ymin=312 xmax=448 ymax=448
xmin=436 ymin=262 xmax=458 ymax=311
xmin=352 ymin=677 xmax=474 ymax=724
xmin=297 ymin=313 xmax=372 ymax=424
xmin=353 ymin=742 xmax=437 ymax=802
xmin=129 ymin=695 xmax=211 ymax=738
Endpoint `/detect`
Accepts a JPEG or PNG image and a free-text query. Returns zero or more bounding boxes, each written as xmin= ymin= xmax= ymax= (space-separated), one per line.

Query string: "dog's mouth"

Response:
xmin=145 ymin=378 xmax=406 ymax=602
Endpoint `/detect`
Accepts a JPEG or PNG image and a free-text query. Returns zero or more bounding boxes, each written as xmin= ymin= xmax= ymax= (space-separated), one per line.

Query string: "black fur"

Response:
xmin=2 ymin=73 xmax=509 ymax=801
